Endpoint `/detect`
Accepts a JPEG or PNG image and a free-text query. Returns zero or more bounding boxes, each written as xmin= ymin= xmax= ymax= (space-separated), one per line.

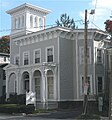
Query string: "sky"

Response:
xmin=0 ymin=0 xmax=112 ymax=37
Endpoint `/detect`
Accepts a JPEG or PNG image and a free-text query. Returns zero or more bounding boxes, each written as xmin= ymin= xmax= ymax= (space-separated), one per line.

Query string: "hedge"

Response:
xmin=0 ymin=104 xmax=35 ymax=114
xmin=7 ymin=94 xmax=26 ymax=104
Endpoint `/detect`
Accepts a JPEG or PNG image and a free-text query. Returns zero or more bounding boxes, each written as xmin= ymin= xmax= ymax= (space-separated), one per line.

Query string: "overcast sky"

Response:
xmin=0 ymin=0 xmax=112 ymax=36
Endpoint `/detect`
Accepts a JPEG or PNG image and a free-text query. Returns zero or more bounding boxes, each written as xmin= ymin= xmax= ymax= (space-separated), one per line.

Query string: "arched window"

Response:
xmin=9 ymin=73 xmax=16 ymax=95
xmin=34 ymin=70 xmax=41 ymax=99
xmin=39 ymin=18 xmax=43 ymax=29
xmin=34 ymin=17 xmax=38 ymax=28
xmin=22 ymin=72 xmax=29 ymax=92
xmin=15 ymin=18 xmax=18 ymax=29
xmin=47 ymin=70 xmax=54 ymax=99
xmin=21 ymin=15 xmax=24 ymax=28
xmin=18 ymin=17 xmax=20 ymax=29
xmin=30 ymin=15 xmax=33 ymax=28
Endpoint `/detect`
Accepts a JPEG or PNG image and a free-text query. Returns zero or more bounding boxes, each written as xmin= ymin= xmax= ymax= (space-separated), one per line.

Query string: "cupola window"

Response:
xmin=30 ymin=15 xmax=33 ymax=28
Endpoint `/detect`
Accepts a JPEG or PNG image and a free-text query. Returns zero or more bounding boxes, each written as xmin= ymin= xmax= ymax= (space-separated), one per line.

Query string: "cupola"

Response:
xmin=6 ymin=3 xmax=51 ymax=38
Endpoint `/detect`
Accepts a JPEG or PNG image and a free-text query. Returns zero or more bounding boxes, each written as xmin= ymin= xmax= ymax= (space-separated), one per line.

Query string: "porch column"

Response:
xmin=15 ymin=70 xmax=19 ymax=95
xmin=29 ymin=69 xmax=33 ymax=92
xmin=6 ymin=72 xmax=9 ymax=100
xmin=41 ymin=71 xmax=46 ymax=107
xmin=19 ymin=71 xmax=23 ymax=94
xmin=54 ymin=67 xmax=57 ymax=100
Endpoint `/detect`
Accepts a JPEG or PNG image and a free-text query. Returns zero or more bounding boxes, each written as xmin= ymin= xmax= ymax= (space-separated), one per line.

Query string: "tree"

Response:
xmin=56 ymin=13 xmax=75 ymax=30
xmin=0 ymin=36 xmax=10 ymax=53
xmin=104 ymin=20 xmax=112 ymax=39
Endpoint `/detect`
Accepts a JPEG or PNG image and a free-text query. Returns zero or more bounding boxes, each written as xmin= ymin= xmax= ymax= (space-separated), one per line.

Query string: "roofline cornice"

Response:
xmin=11 ymin=26 xmax=107 ymax=46
xmin=6 ymin=3 xmax=51 ymax=15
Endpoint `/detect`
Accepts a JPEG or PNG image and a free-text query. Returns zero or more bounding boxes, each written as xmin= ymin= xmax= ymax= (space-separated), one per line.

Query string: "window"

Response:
xmin=21 ymin=15 xmax=24 ymax=27
xmin=97 ymin=49 xmax=102 ymax=63
xmin=34 ymin=49 xmax=41 ymax=64
xmin=18 ymin=17 xmax=20 ymax=29
xmin=2 ymin=86 xmax=6 ymax=95
xmin=23 ymin=72 xmax=29 ymax=92
xmin=15 ymin=80 xmax=17 ymax=93
xmin=80 ymin=75 xmax=92 ymax=95
xmin=79 ymin=47 xmax=91 ymax=64
xmin=3 ymin=70 xmax=6 ymax=80
xmin=15 ymin=18 xmax=18 ymax=29
xmin=35 ymin=78 xmax=41 ymax=99
xmin=23 ymin=52 xmax=29 ymax=65
xmin=110 ymin=55 xmax=112 ymax=70
xmin=24 ymin=74 xmax=29 ymax=92
xmin=46 ymin=47 xmax=54 ymax=62
xmin=34 ymin=17 xmax=38 ymax=28
xmin=30 ymin=15 xmax=33 ymax=28
xmin=39 ymin=18 xmax=43 ymax=29
xmin=98 ymin=77 xmax=103 ymax=93
xmin=4 ymin=57 xmax=6 ymax=62
xmin=15 ymin=56 xmax=19 ymax=65
xmin=47 ymin=70 xmax=54 ymax=99
xmin=34 ymin=70 xmax=41 ymax=100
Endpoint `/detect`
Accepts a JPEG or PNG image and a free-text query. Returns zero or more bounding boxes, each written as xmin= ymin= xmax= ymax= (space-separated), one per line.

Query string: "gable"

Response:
xmin=3 ymin=64 xmax=18 ymax=70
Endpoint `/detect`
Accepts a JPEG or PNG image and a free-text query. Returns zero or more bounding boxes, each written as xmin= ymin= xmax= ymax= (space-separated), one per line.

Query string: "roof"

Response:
xmin=0 ymin=53 xmax=10 ymax=57
xmin=0 ymin=63 xmax=8 ymax=67
xmin=6 ymin=3 xmax=51 ymax=15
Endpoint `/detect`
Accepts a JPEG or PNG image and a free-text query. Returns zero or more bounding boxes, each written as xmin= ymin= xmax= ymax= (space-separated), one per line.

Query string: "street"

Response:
xmin=0 ymin=108 xmax=81 ymax=120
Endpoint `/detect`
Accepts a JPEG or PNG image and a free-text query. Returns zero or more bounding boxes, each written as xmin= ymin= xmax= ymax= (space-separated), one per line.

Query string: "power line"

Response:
xmin=91 ymin=21 xmax=103 ymax=30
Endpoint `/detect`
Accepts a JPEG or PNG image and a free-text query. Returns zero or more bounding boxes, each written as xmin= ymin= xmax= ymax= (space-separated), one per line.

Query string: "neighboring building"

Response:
xmin=0 ymin=53 xmax=10 ymax=97
xmin=4 ymin=3 xmax=108 ymax=109
xmin=0 ymin=64 xmax=8 ymax=97
xmin=107 ymin=46 xmax=112 ymax=118
xmin=0 ymin=53 xmax=10 ymax=64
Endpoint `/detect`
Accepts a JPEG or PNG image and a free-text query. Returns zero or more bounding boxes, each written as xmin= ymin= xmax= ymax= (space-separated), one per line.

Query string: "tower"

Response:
xmin=6 ymin=3 xmax=51 ymax=38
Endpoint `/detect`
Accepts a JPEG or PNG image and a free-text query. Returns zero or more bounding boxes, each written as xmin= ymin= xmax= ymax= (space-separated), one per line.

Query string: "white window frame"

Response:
xmin=23 ymin=51 xmax=30 ymax=65
xmin=33 ymin=49 xmax=41 ymax=64
xmin=46 ymin=46 xmax=54 ymax=63
xmin=79 ymin=46 xmax=91 ymax=64
xmin=80 ymin=75 xmax=92 ymax=95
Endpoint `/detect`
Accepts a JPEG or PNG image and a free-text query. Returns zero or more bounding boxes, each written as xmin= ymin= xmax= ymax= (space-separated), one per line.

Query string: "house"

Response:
xmin=4 ymin=3 xmax=108 ymax=109
xmin=0 ymin=53 xmax=10 ymax=97
xmin=106 ymin=46 xmax=112 ymax=118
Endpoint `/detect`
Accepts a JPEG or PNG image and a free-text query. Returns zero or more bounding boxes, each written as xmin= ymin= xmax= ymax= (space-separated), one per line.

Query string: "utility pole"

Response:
xmin=83 ymin=9 xmax=88 ymax=115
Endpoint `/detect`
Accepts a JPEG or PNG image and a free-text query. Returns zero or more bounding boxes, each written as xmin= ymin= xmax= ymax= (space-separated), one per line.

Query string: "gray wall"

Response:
xmin=19 ymin=37 xmax=59 ymax=66
xmin=59 ymin=37 xmax=74 ymax=100
xmin=10 ymin=38 xmax=19 ymax=64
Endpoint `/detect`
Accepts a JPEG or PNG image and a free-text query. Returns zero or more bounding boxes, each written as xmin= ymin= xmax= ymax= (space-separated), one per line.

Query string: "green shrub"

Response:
xmin=0 ymin=95 xmax=6 ymax=104
xmin=7 ymin=94 xmax=26 ymax=104
xmin=0 ymin=104 xmax=35 ymax=114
